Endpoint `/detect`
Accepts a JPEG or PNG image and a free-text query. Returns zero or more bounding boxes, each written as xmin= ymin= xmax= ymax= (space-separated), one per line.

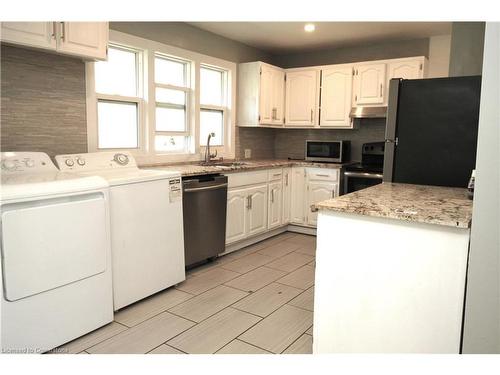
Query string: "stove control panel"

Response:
xmin=0 ymin=152 xmax=57 ymax=174
xmin=56 ymin=151 xmax=137 ymax=172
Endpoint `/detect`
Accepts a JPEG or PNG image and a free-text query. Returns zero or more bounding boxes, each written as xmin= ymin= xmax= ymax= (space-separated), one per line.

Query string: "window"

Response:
xmin=199 ymin=66 xmax=227 ymax=147
xmin=87 ymin=31 xmax=236 ymax=162
xmin=93 ymin=45 xmax=141 ymax=149
xmin=154 ymin=55 xmax=190 ymax=153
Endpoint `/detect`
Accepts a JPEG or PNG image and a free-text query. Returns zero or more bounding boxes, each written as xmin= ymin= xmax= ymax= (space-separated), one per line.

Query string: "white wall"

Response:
xmin=462 ymin=22 xmax=500 ymax=354
xmin=428 ymin=34 xmax=451 ymax=78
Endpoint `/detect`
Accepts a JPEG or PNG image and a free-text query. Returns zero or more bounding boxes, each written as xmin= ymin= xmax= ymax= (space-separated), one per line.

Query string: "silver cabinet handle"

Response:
xmin=271 ymin=189 xmax=275 ymax=203
xmin=246 ymin=196 xmax=251 ymax=209
xmin=60 ymin=22 xmax=65 ymax=41
xmin=285 ymin=174 xmax=289 ymax=186
xmin=315 ymin=174 xmax=330 ymax=178
xmin=380 ymin=83 xmax=383 ymax=97
xmin=51 ymin=22 xmax=56 ymax=39
xmin=310 ymin=109 xmax=313 ymax=123
xmin=355 ymin=94 xmax=358 ymax=102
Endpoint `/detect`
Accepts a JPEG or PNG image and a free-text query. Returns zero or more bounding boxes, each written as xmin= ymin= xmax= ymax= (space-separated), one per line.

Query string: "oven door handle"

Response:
xmin=344 ymin=171 xmax=383 ymax=179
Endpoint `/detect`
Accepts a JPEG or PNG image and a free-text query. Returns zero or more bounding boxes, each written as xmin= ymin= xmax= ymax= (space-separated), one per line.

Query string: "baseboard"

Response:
xmin=222 ymin=226 xmax=288 ymax=255
xmin=287 ymin=224 xmax=317 ymax=236
xmin=222 ymin=223 xmax=317 ymax=255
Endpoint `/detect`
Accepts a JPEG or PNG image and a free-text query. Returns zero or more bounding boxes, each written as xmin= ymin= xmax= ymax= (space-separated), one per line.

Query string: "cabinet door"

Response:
xmin=226 ymin=188 xmax=248 ymax=244
xmin=259 ymin=65 xmax=274 ymax=124
xmin=285 ymin=69 xmax=318 ymax=126
xmin=1 ymin=22 xmax=56 ymax=50
xmin=306 ymin=181 xmax=338 ymax=227
xmin=57 ymin=22 xmax=108 ymax=60
xmin=268 ymin=181 xmax=283 ymax=229
xmin=246 ymin=184 xmax=268 ymax=236
xmin=290 ymin=167 xmax=306 ymax=224
xmin=272 ymin=69 xmax=285 ymax=125
xmin=388 ymin=60 xmax=424 ymax=80
xmin=353 ymin=63 xmax=386 ymax=105
xmin=282 ymin=168 xmax=291 ymax=224
xmin=320 ymin=66 xmax=354 ymax=127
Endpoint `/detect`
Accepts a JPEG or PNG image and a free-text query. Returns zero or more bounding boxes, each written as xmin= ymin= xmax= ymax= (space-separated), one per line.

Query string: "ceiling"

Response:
xmin=188 ymin=22 xmax=452 ymax=54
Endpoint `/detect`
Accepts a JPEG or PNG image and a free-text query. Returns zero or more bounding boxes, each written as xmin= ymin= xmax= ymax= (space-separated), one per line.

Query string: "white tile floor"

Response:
xmin=54 ymin=232 xmax=316 ymax=354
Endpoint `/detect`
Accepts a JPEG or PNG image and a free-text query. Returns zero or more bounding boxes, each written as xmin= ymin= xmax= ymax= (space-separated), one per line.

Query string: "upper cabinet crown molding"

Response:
xmin=237 ymin=61 xmax=285 ymax=127
xmin=1 ymin=22 xmax=109 ymax=61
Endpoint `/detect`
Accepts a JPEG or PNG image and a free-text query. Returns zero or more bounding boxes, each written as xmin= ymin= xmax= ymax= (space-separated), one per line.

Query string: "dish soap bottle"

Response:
xmin=467 ymin=169 xmax=475 ymax=200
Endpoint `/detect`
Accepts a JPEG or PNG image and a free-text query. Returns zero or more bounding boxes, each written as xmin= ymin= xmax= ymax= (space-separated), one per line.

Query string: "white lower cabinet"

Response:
xmin=226 ymin=188 xmax=248 ymax=244
xmin=246 ymin=184 xmax=268 ymax=237
xmin=290 ymin=167 xmax=340 ymax=227
xmin=306 ymin=181 xmax=338 ymax=226
xmin=268 ymin=180 xmax=283 ymax=229
xmin=290 ymin=167 xmax=306 ymax=225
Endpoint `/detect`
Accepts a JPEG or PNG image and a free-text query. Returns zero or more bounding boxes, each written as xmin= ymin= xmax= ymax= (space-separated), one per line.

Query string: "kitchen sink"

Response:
xmin=199 ymin=161 xmax=250 ymax=168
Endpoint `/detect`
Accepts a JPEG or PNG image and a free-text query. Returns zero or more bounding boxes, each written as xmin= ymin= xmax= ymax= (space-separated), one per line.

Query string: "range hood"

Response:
xmin=350 ymin=106 xmax=387 ymax=119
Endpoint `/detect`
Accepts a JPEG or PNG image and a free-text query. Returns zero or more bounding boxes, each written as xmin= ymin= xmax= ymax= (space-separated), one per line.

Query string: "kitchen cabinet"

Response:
xmin=320 ymin=65 xmax=354 ymax=128
xmin=352 ymin=63 xmax=386 ymax=105
xmin=1 ymin=22 xmax=108 ymax=60
xmin=282 ymin=168 xmax=291 ymax=224
xmin=238 ymin=62 xmax=285 ymax=127
xmin=1 ymin=22 xmax=57 ymax=50
xmin=387 ymin=58 xmax=425 ymax=80
xmin=306 ymin=181 xmax=337 ymax=226
xmin=268 ymin=180 xmax=283 ymax=229
xmin=246 ymin=184 xmax=268 ymax=237
xmin=226 ymin=188 xmax=248 ymax=244
xmin=290 ymin=167 xmax=306 ymax=224
xmin=285 ymin=69 xmax=319 ymax=127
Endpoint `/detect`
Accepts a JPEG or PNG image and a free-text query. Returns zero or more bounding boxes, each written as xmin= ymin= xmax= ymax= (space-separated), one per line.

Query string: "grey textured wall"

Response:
xmin=110 ymin=22 xmax=275 ymax=64
xmin=273 ymin=38 xmax=430 ymax=68
xmin=236 ymin=127 xmax=276 ymax=159
xmin=273 ymin=119 xmax=386 ymax=161
xmin=449 ymin=22 xmax=485 ymax=77
xmin=1 ymin=45 xmax=88 ymax=158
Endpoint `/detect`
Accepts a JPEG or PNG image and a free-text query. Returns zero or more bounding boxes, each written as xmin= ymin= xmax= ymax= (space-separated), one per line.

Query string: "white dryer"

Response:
xmin=0 ymin=152 xmax=113 ymax=353
xmin=56 ymin=152 xmax=185 ymax=310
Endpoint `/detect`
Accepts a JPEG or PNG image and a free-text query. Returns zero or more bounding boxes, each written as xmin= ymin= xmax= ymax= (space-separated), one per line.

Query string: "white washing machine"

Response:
xmin=0 ymin=152 xmax=113 ymax=353
xmin=56 ymin=152 xmax=185 ymax=310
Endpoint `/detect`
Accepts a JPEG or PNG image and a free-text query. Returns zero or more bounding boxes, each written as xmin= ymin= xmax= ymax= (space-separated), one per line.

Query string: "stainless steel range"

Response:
xmin=343 ymin=142 xmax=384 ymax=194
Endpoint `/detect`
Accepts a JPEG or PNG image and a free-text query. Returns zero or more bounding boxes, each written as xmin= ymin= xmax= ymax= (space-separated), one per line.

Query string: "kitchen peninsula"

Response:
xmin=313 ymin=183 xmax=473 ymax=353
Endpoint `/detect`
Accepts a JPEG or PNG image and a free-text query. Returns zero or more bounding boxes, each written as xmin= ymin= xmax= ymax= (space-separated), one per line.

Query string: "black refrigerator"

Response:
xmin=383 ymin=76 xmax=481 ymax=188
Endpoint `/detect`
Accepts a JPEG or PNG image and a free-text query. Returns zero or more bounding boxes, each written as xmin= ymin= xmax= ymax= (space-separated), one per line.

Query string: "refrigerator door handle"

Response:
xmin=383 ymin=79 xmax=401 ymax=183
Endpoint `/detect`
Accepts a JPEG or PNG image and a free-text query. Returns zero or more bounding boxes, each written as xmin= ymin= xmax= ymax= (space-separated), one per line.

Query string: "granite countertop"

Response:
xmin=315 ymin=182 xmax=473 ymax=229
xmin=141 ymin=159 xmax=355 ymax=177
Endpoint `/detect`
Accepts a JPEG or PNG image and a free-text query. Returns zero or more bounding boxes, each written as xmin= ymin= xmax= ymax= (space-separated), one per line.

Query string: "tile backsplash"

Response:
xmin=1 ymin=45 xmax=88 ymax=158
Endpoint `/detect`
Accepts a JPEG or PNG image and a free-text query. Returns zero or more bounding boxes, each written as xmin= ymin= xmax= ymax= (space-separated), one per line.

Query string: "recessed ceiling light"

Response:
xmin=304 ymin=23 xmax=315 ymax=33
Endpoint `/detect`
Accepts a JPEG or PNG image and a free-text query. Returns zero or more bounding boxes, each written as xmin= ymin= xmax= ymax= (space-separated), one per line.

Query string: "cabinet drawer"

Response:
xmin=306 ymin=168 xmax=339 ymax=182
xmin=227 ymin=170 xmax=268 ymax=188
xmin=268 ymin=169 xmax=283 ymax=181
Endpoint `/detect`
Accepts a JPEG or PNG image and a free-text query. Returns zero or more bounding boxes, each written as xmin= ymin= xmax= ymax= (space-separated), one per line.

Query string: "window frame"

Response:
xmin=86 ymin=30 xmax=237 ymax=165
xmin=86 ymin=43 xmax=146 ymax=153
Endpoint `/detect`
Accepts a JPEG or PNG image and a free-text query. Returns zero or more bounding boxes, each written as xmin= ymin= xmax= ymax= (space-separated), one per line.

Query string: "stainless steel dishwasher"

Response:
xmin=182 ymin=174 xmax=228 ymax=267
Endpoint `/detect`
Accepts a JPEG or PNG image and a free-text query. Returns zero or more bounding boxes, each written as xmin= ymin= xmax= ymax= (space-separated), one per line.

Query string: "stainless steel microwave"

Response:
xmin=305 ymin=140 xmax=351 ymax=163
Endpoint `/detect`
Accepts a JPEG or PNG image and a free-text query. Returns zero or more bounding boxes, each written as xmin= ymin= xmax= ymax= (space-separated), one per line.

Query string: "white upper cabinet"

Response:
xmin=353 ymin=63 xmax=386 ymax=105
xmin=320 ymin=65 xmax=354 ymax=128
xmin=285 ymin=69 xmax=319 ymax=127
xmin=238 ymin=61 xmax=285 ymax=127
xmin=56 ymin=22 xmax=108 ymax=60
xmin=388 ymin=57 xmax=425 ymax=80
xmin=1 ymin=22 xmax=108 ymax=61
xmin=1 ymin=22 xmax=56 ymax=50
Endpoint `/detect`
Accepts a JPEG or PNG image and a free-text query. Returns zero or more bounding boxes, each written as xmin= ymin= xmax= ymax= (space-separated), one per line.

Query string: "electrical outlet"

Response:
xmin=244 ymin=149 xmax=252 ymax=159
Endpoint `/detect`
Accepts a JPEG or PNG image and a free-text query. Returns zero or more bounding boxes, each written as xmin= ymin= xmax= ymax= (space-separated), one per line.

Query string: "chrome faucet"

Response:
xmin=204 ymin=132 xmax=217 ymax=163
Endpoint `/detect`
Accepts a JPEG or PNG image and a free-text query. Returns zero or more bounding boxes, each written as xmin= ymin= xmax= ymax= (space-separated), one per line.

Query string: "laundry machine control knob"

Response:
xmin=76 ymin=157 xmax=86 ymax=166
xmin=65 ymin=159 xmax=75 ymax=167
xmin=113 ymin=153 xmax=129 ymax=166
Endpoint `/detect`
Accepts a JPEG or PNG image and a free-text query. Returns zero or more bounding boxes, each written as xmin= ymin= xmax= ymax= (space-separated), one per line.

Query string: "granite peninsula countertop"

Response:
xmin=315 ymin=182 xmax=473 ymax=229
xmin=141 ymin=159 xmax=355 ymax=177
